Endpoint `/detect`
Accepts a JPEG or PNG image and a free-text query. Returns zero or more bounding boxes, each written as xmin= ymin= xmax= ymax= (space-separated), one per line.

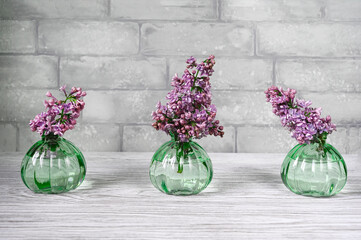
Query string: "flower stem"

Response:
xmin=312 ymin=132 xmax=328 ymax=152
xmin=192 ymin=70 xmax=199 ymax=88
xmin=57 ymin=96 xmax=73 ymax=124
xmin=176 ymin=143 xmax=183 ymax=173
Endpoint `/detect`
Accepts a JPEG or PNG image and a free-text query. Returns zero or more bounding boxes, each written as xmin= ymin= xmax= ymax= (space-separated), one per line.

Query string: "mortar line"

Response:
xmin=1 ymin=16 xmax=361 ymax=23
xmin=107 ymin=0 xmax=111 ymax=17
xmin=272 ymin=58 xmax=277 ymax=85
xmin=138 ymin=23 xmax=142 ymax=55
xmin=15 ymin=123 xmax=20 ymax=152
xmin=346 ymin=126 xmax=350 ymax=154
xmin=165 ymin=57 xmax=170 ymax=89
xmin=57 ymin=56 xmax=60 ymax=88
xmin=322 ymin=0 xmax=328 ymax=20
xmin=119 ymin=123 xmax=123 ymax=152
xmin=253 ymin=23 xmax=257 ymax=56
xmin=20 ymin=120 xmax=361 ymax=128
xmin=217 ymin=0 xmax=222 ymax=21
xmin=34 ymin=20 xmax=39 ymax=54
xmin=234 ymin=125 xmax=238 ymax=153
xmin=4 ymin=87 xmax=361 ymax=94
xmin=2 ymin=52 xmax=361 ymax=60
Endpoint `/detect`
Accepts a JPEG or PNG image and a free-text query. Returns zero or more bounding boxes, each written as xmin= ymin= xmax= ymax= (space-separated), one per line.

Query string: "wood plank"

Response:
xmin=1 ymin=152 xmax=361 ymax=239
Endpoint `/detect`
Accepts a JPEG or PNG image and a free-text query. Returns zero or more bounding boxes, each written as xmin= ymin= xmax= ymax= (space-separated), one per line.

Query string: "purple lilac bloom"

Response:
xmin=29 ymin=86 xmax=86 ymax=136
xmin=152 ymin=55 xmax=224 ymax=142
xmin=265 ymin=86 xmax=336 ymax=145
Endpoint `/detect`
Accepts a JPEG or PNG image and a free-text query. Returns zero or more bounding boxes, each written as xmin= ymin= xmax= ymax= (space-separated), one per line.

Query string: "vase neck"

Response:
xmin=169 ymin=131 xmax=192 ymax=143
xmin=42 ymin=133 xmax=61 ymax=142
xmin=310 ymin=132 xmax=328 ymax=151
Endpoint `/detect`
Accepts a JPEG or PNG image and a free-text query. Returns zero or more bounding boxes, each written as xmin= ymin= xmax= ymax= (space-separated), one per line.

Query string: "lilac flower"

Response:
xmin=265 ymin=86 xmax=336 ymax=145
xmin=152 ymin=55 xmax=224 ymax=142
xmin=29 ymin=86 xmax=86 ymax=136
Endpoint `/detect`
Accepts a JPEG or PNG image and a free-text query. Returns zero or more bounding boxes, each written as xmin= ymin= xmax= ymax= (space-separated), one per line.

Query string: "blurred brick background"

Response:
xmin=0 ymin=0 xmax=361 ymax=153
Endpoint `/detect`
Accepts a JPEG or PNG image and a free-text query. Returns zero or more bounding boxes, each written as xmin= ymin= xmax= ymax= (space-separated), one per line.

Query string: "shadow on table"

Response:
xmin=206 ymin=166 xmax=361 ymax=199
xmin=78 ymin=165 xmax=150 ymax=191
xmin=205 ymin=166 xmax=285 ymax=196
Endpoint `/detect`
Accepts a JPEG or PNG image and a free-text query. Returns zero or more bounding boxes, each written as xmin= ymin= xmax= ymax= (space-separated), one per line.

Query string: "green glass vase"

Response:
xmin=21 ymin=133 xmax=86 ymax=194
xmin=281 ymin=142 xmax=347 ymax=197
xmin=149 ymin=135 xmax=213 ymax=196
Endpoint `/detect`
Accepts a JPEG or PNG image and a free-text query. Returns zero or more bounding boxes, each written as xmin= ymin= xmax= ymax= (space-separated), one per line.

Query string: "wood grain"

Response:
xmin=1 ymin=152 xmax=361 ymax=239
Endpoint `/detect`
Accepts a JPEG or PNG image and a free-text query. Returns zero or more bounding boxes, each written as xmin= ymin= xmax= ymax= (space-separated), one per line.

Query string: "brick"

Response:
xmin=197 ymin=126 xmax=235 ymax=153
xmin=326 ymin=127 xmax=348 ymax=154
xmin=0 ymin=55 xmax=57 ymax=89
xmin=123 ymin=125 xmax=170 ymax=152
xmin=60 ymin=56 xmax=166 ymax=89
xmin=0 ymin=90 xmax=47 ymax=122
xmin=141 ymin=23 xmax=253 ymax=56
xmin=301 ymin=93 xmax=361 ymax=124
xmin=123 ymin=125 xmax=235 ymax=153
xmin=64 ymin=123 xmax=121 ymax=152
xmin=349 ymin=127 xmax=361 ymax=154
xmin=212 ymin=91 xmax=276 ymax=125
xmin=83 ymin=90 xmax=167 ymax=124
xmin=258 ymin=23 xmax=361 ymax=57
xmin=276 ymin=60 xmax=361 ymax=92
xmin=327 ymin=0 xmax=361 ymax=21
xmin=237 ymin=126 xmax=297 ymax=153
xmin=111 ymin=0 xmax=216 ymax=20
xmin=221 ymin=0 xmax=323 ymax=21
xmin=18 ymin=123 xmax=120 ymax=152
xmin=17 ymin=123 xmax=39 ymax=152
xmin=0 ymin=123 xmax=17 ymax=152
xmin=0 ymin=21 xmax=35 ymax=53
xmin=237 ymin=126 xmax=347 ymax=154
xmin=169 ymin=57 xmax=272 ymax=90
xmin=38 ymin=21 xmax=139 ymax=55
xmin=0 ymin=0 xmax=107 ymax=19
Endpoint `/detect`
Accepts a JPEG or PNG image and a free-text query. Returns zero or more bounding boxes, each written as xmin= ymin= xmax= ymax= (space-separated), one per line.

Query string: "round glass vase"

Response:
xmin=21 ymin=133 xmax=86 ymax=194
xmin=281 ymin=142 xmax=347 ymax=197
xmin=149 ymin=135 xmax=213 ymax=196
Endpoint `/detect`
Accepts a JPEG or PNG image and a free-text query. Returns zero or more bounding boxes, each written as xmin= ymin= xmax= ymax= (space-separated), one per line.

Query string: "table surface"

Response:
xmin=1 ymin=152 xmax=361 ymax=239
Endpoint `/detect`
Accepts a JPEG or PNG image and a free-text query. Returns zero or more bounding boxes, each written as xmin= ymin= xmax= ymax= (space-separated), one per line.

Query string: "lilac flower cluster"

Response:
xmin=29 ymin=86 xmax=86 ymax=136
xmin=152 ymin=55 xmax=224 ymax=142
xmin=265 ymin=86 xmax=336 ymax=145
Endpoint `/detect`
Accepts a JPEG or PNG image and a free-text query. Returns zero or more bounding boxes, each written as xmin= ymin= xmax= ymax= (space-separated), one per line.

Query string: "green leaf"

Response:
xmin=196 ymin=86 xmax=203 ymax=92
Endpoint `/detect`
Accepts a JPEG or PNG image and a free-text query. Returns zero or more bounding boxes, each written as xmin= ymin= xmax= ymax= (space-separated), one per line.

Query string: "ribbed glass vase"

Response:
xmin=21 ymin=133 xmax=86 ymax=194
xmin=281 ymin=142 xmax=347 ymax=197
xmin=149 ymin=135 xmax=213 ymax=196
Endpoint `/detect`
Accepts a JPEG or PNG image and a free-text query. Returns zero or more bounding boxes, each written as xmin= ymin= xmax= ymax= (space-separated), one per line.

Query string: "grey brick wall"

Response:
xmin=0 ymin=0 xmax=360 ymax=153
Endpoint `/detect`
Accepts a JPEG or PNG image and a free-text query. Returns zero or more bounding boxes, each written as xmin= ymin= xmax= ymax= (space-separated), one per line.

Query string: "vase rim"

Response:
xmin=169 ymin=131 xmax=194 ymax=143
xmin=41 ymin=132 xmax=62 ymax=140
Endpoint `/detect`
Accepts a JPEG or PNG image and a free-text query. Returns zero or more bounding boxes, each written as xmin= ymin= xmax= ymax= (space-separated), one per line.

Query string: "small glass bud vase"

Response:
xmin=21 ymin=133 xmax=86 ymax=194
xmin=149 ymin=134 xmax=213 ymax=196
xmin=281 ymin=141 xmax=347 ymax=197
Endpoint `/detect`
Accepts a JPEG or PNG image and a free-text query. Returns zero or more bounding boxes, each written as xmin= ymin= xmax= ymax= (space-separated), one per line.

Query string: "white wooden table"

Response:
xmin=1 ymin=152 xmax=361 ymax=239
